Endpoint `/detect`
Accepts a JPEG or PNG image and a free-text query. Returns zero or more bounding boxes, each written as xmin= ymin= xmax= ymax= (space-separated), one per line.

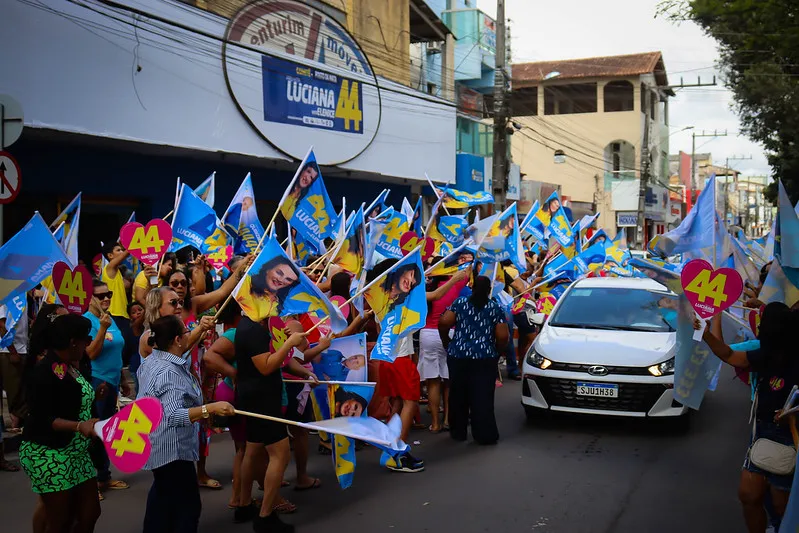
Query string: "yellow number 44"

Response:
xmin=111 ymin=404 xmax=153 ymax=457
xmin=684 ymin=269 xmax=728 ymax=307
xmin=336 ymin=80 xmax=362 ymax=132
xmin=129 ymin=226 xmax=164 ymax=255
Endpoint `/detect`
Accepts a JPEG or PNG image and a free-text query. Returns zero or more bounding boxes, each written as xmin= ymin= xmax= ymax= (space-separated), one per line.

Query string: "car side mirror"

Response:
xmin=530 ymin=313 xmax=546 ymax=326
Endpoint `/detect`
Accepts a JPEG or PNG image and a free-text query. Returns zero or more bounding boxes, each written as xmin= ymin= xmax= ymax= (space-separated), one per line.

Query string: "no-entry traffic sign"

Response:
xmin=0 ymin=151 xmax=21 ymax=204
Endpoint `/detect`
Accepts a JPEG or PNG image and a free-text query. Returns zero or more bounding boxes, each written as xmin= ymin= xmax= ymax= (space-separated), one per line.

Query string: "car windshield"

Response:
xmin=549 ymin=287 xmax=677 ymax=332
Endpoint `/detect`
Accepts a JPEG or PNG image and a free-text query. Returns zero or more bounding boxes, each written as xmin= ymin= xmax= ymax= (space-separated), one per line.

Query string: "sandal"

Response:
xmin=294 ymin=478 xmax=321 ymax=491
xmin=198 ymin=479 xmax=222 ymax=490
xmin=100 ymin=480 xmax=129 ymax=490
xmin=428 ymin=425 xmax=442 ymax=434
xmin=0 ymin=460 xmax=20 ymax=472
xmin=272 ymin=498 xmax=297 ymax=514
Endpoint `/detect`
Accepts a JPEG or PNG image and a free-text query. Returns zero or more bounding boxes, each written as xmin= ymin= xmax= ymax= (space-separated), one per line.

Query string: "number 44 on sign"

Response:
xmin=679 ymin=259 xmax=744 ymax=340
xmin=94 ymin=397 xmax=164 ymax=473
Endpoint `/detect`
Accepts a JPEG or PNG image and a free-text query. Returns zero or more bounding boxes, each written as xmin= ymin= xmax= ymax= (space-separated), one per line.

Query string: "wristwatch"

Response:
xmin=201 ymin=405 xmax=210 ymax=419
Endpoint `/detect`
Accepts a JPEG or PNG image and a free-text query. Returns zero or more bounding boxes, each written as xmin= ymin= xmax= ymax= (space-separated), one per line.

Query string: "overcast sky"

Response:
xmin=476 ymin=0 xmax=771 ymax=178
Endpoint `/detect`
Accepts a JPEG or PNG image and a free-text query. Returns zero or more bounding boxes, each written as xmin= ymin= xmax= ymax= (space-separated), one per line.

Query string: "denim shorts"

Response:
xmin=743 ymin=420 xmax=795 ymax=491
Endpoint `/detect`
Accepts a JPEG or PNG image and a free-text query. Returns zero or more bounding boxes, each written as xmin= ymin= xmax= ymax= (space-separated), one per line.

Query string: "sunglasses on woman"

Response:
xmin=94 ymin=291 xmax=113 ymax=300
xmin=167 ymin=298 xmax=182 ymax=308
xmin=170 ymin=280 xmax=188 ymax=288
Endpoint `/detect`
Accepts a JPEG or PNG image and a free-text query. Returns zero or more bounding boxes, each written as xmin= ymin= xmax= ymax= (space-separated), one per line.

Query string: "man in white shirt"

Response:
xmin=0 ymin=299 xmax=29 ymax=433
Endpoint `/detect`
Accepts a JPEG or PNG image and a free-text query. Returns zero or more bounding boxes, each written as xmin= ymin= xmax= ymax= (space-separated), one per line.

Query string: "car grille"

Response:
xmin=546 ymin=362 xmax=652 ymax=376
xmin=534 ymin=377 xmax=666 ymax=413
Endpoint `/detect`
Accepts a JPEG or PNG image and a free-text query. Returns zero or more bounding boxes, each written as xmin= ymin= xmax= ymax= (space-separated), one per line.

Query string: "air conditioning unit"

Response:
xmin=426 ymin=44 xmax=442 ymax=55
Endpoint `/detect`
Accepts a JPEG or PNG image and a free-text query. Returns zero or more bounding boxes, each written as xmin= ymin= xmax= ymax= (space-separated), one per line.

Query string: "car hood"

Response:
xmin=535 ymin=325 xmax=675 ymax=367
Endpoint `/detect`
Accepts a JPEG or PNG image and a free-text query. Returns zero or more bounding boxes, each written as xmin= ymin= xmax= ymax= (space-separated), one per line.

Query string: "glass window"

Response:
xmin=549 ymin=287 xmax=677 ymax=332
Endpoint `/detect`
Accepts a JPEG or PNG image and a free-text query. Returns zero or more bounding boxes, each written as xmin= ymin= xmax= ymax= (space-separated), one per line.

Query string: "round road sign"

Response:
xmin=0 ymin=151 xmax=21 ymax=204
xmin=0 ymin=95 xmax=24 ymax=149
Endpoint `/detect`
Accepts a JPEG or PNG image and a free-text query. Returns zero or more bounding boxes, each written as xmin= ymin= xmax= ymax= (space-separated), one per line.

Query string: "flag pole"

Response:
xmin=425 ymin=173 xmax=451 ymax=216
xmin=233 ymin=409 xmax=393 ymax=447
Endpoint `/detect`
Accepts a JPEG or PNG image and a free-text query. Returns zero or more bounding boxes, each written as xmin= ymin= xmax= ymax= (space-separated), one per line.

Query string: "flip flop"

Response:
xmin=198 ymin=479 xmax=222 ymax=490
xmin=272 ymin=499 xmax=297 ymax=514
xmin=100 ymin=480 xmax=129 ymax=490
xmin=428 ymin=425 xmax=442 ymax=434
xmin=294 ymin=478 xmax=321 ymax=491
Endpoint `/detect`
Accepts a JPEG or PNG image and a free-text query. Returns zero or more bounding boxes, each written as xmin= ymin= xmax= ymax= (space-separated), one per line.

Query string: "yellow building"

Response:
xmin=509 ymin=52 xmax=675 ymax=243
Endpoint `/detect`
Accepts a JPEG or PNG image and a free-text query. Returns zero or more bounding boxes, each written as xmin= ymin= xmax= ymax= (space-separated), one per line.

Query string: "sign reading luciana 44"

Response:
xmin=223 ymin=0 xmax=381 ymax=165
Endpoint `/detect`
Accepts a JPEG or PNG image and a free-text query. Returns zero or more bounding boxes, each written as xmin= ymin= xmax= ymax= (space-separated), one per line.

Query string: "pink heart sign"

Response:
xmin=95 ymin=397 xmax=163 ymax=473
xmin=680 ymin=259 xmax=744 ymax=319
xmin=330 ymin=295 xmax=350 ymax=319
xmin=119 ymin=220 xmax=172 ymax=266
xmin=206 ymin=245 xmax=233 ymax=271
xmin=52 ymin=261 xmax=93 ymax=315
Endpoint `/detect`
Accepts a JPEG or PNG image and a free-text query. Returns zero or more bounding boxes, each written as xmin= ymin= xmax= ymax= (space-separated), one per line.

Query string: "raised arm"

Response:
xmin=700 ymin=315 xmax=750 ymax=368
xmin=252 ymin=332 xmax=308 ymax=376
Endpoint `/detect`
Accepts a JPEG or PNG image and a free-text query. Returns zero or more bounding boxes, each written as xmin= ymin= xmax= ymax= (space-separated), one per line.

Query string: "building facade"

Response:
xmin=509 ymin=52 xmax=677 ymax=243
xmin=1 ymin=0 xmax=457 ymax=256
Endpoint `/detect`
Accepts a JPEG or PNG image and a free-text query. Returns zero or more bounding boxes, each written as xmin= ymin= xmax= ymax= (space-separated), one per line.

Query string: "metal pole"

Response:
xmin=491 ymin=0 xmax=508 ymax=214
xmin=635 ymin=88 xmax=650 ymax=247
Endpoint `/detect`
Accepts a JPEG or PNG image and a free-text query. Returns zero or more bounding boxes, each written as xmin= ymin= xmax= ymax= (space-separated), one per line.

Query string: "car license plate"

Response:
xmin=576 ymin=382 xmax=618 ymax=398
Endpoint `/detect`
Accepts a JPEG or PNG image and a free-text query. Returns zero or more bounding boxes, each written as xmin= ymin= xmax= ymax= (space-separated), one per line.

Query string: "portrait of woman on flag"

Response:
xmin=282 ymin=160 xmax=319 ymax=220
xmin=235 ymin=255 xmax=301 ymax=320
xmin=366 ymin=259 xmax=423 ymax=319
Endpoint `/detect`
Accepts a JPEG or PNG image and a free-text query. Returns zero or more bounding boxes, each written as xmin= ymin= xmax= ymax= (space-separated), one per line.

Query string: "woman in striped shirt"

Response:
xmin=137 ymin=315 xmax=235 ymax=532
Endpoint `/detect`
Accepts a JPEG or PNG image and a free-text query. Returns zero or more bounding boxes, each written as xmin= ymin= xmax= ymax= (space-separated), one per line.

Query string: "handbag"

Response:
xmin=748 ymin=392 xmax=796 ymax=476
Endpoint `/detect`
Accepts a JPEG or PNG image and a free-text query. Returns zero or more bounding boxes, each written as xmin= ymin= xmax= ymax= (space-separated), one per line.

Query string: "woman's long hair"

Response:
xmin=330 ymin=271 xmax=352 ymax=300
xmin=292 ymin=162 xmax=318 ymax=203
xmin=334 ymin=387 xmax=367 ymax=416
xmin=758 ymin=301 xmax=797 ymax=372
xmin=168 ymin=269 xmax=193 ymax=310
xmin=250 ymin=256 xmax=301 ymax=312
xmin=470 ymin=275 xmax=491 ymax=309
xmin=382 ymin=263 xmax=422 ymax=311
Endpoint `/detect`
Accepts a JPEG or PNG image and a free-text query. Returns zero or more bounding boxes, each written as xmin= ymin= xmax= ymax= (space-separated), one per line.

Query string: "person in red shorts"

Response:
xmin=377 ymin=334 xmax=425 ymax=473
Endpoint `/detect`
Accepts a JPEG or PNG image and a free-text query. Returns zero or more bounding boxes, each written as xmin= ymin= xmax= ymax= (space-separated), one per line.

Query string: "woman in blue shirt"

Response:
xmin=438 ymin=276 xmax=509 ymax=445
xmin=84 ymin=279 xmax=130 ymax=495
xmin=137 ymin=315 xmax=234 ymax=533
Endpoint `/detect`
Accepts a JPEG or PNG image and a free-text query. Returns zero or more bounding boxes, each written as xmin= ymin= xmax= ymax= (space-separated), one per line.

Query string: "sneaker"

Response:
xmin=385 ymin=452 xmax=425 ymax=473
xmin=234 ymin=503 xmax=257 ymax=524
xmin=252 ymin=513 xmax=294 ymax=533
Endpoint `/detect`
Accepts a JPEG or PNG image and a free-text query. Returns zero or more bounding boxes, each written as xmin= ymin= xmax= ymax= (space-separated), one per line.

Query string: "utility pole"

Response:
xmin=723 ymin=154 xmax=752 ymax=226
xmin=491 ymin=0 xmax=508 ymax=214
xmin=690 ymin=129 xmax=728 ymax=210
xmin=635 ymin=89 xmax=651 ymax=248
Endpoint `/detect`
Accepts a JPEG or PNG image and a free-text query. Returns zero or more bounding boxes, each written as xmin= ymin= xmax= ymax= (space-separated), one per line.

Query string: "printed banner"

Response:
xmin=375 ymin=210 xmax=409 ymax=259
xmin=332 ymin=208 xmax=366 ymax=275
xmin=280 ymin=149 xmax=338 ymax=249
xmin=222 ymin=173 xmax=265 ymax=255
xmin=680 ymin=259 xmax=743 ymax=319
xmin=95 ymin=397 xmax=163 ymax=473
xmin=52 ymin=262 xmax=92 ymax=315
xmin=262 ymin=56 xmax=364 ymax=135
xmin=436 ymin=186 xmax=493 ymax=209
xmin=365 ymin=251 xmax=427 ymax=362
xmin=233 ymin=232 xmax=347 ymax=332
xmin=121 ymin=220 xmax=172 ymax=267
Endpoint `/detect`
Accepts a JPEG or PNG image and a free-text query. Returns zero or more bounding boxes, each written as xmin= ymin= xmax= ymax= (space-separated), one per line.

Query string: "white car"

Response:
xmin=521 ymin=277 xmax=689 ymax=425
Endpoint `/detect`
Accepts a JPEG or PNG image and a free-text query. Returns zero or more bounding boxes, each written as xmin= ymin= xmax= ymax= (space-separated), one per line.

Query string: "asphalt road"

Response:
xmin=0 ymin=366 xmax=751 ymax=533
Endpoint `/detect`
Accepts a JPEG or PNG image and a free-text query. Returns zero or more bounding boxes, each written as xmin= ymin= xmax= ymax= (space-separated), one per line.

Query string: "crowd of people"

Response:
xmin=0 ymin=234 xmax=557 ymax=533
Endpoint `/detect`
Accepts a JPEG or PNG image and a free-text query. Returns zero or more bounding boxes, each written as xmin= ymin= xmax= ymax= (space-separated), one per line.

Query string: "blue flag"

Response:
xmin=470 ymin=204 xmax=526 ymax=272
xmin=51 ymin=193 xmax=81 ymax=266
xmin=573 ymin=241 xmax=607 ymax=274
xmin=437 ymin=186 xmax=493 ymax=209
xmin=437 ymin=214 xmax=468 ymax=245
xmin=194 ymin=172 xmax=215 ymax=208
xmin=223 ymin=173 xmax=266 ymax=255
xmin=170 ymin=184 xmax=233 ymax=257
xmin=375 ymin=209 xmax=409 ymax=260
xmin=280 ymin=149 xmax=338 ymax=249
xmin=0 ymin=213 xmax=70 ymax=308
xmin=651 ymin=175 xmax=716 ymax=258
xmin=0 ymin=295 xmax=26 ymax=349
xmin=543 ymin=192 xmax=575 ymax=253
xmin=365 ymin=189 xmax=390 ymax=220
xmin=233 ymin=232 xmax=347 ymax=332
xmin=365 ymin=250 xmax=427 ymax=362
xmin=519 ymin=201 xmax=539 ymax=237
xmin=776 ymin=180 xmax=799 ymax=268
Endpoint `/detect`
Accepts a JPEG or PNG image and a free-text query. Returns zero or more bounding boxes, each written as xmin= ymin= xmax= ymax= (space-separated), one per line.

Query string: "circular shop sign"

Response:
xmin=223 ymin=0 xmax=381 ymax=166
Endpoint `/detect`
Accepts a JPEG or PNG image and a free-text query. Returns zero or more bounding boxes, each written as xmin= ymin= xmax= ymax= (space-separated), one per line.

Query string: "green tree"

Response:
xmin=658 ymin=0 xmax=799 ymax=204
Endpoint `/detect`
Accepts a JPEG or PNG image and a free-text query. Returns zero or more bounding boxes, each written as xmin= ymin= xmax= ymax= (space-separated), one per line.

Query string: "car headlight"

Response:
xmin=526 ymin=347 xmax=552 ymax=370
xmin=648 ymin=357 xmax=675 ymax=377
